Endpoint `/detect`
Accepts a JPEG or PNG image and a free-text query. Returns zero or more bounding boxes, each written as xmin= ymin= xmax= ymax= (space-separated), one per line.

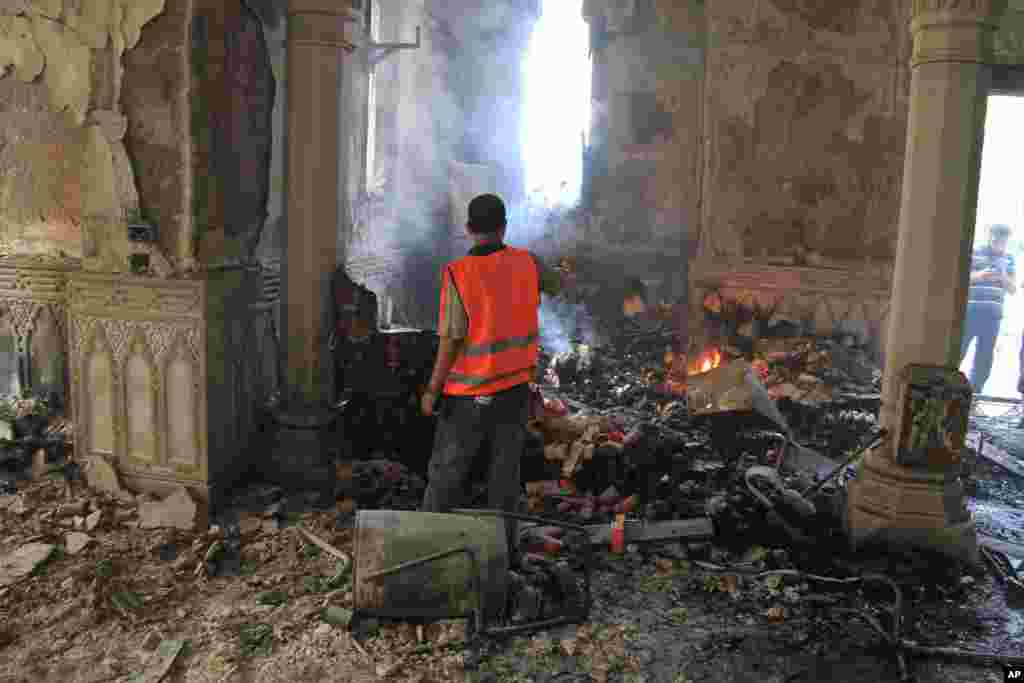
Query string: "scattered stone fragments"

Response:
xmin=85 ymin=509 xmax=102 ymax=532
xmin=57 ymin=500 xmax=88 ymax=518
xmin=82 ymin=455 xmax=123 ymax=497
xmin=64 ymin=531 xmax=92 ymax=555
xmin=0 ymin=542 xmax=54 ymax=587
xmin=138 ymin=487 xmax=200 ymax=531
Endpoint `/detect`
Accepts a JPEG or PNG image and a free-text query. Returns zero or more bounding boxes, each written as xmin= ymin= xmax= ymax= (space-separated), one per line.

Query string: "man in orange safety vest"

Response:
xmin=420 ymin=194 xmax=566 ymax=554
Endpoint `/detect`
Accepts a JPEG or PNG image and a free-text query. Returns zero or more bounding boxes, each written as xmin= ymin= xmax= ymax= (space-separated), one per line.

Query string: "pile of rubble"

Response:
xmin=4 ymin=305 xmax=1024 ymax=681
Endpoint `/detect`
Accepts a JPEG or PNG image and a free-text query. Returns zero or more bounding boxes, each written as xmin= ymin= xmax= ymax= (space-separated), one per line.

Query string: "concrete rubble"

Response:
xmin=137 ymin=486 xmax=200 ymax=531
xmin=82 ymin=455 xmax=123 ymax=498
xmin=64 ymin=531 xmax=91 ymax=555
xmin=1 ymin=309 xmax=1019 ymax=682
xmin=0 ymin=542 xmax=54 ymax=587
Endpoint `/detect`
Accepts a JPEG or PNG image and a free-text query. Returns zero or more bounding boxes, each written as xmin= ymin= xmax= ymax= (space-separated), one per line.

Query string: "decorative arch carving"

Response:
xmin=163 ymin=332 xmax=201 ymax=471
xmin=84 ymin=322 xmax=117 ymax=456
xmin=124 ymin=331 xmax=159 ymax=464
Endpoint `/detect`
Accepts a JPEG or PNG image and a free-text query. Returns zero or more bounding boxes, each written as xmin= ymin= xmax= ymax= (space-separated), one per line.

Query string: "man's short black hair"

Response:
xmin=624 ymin=278 xmax=647 ymax=300
xmin=990 ymin=223 xmax=1011 ymax=240
xmin=467 ymin=194 xmax=507 ymax=234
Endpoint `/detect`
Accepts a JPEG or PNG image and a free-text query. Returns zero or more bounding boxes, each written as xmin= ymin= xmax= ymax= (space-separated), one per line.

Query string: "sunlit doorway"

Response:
xmin=960 ymin=95 xmax=1024 ymax=403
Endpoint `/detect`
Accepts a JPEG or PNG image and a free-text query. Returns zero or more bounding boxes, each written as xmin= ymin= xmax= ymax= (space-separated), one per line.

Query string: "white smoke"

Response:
xmin=538 ymin=300 xmax=571 ymax=354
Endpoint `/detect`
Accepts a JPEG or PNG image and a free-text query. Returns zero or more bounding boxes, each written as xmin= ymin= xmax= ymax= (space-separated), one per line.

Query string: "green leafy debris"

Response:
xmin=239 ymin=623 xmax=274 ymax=657
xmin=256 ymin=590 xmax=288 ymax=607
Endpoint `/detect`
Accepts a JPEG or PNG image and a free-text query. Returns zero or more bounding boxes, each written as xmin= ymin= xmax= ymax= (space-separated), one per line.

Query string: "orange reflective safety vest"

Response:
xmin=440 ymin=245 xmax=540 ymax=396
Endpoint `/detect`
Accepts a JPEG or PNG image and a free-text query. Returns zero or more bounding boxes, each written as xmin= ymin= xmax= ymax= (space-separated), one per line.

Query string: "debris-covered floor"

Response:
xmin=2 ymin=326 xmax=1024 ymax=682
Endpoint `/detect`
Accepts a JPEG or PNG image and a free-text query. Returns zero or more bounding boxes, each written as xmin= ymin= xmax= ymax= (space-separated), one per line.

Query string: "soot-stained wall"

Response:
xmin=698 ymin=0 xmax=912 ymax=267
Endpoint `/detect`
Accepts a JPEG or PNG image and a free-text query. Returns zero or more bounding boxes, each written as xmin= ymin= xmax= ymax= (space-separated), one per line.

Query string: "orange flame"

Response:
xmin=690 ymin=347 xmax=723 ymax=375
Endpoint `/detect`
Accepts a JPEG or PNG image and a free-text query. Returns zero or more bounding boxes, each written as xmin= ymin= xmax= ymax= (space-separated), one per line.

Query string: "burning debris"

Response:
xmin=3 ymin=280 xmax=1023 ymax=682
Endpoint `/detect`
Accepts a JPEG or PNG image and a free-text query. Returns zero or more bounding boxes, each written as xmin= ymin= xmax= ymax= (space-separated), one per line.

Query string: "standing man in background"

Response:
xmin=419 ymin=194 xmax=563 ymax=555
xmin=961 ymin=223 xmax=1016 ymax=395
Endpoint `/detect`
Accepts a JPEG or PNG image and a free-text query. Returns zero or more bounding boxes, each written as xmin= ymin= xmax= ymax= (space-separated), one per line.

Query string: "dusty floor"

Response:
xmin=2 ymin=475 xmax=1023 ymax=683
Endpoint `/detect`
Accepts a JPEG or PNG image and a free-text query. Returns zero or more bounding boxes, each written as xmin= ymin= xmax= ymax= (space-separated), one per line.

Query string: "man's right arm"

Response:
xmin=428 ymin=269 xmax=468 ymax=396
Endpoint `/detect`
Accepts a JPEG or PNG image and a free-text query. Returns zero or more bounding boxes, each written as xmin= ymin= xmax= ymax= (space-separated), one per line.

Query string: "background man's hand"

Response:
xmin=421 ymin=390 xmax=439 ymax=417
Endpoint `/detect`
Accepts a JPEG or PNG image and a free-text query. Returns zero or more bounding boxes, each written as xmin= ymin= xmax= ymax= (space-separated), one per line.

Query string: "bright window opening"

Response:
xmin=521 ymin=0 xmax=592 ymax=209
xmin=365 ymin=1 xmax=380 ymax=194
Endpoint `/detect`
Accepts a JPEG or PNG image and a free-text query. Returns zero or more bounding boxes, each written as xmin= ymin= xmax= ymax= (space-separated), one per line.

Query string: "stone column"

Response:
xmin=267 ymin=0 xmax=357 ymax=499
xmin=846 ymin=0 xmax=1007 ymax=565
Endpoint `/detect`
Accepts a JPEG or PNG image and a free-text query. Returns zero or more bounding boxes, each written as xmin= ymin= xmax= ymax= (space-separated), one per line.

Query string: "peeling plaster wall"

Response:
xmin=0 ymin=0 xmax=165 ymax=264
xmin=698 ymin=0 xmax=911 ymax=267
xmin=121 ymin=0 xmax=189 ymax=269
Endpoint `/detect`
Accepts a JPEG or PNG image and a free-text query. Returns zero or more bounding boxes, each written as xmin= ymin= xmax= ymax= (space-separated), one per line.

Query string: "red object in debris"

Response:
xmin=384 ymin=334 xmax=401 ymax=369
xmin=522 ymin=528 xmax=564 ymax=555
xmin=523 ymin=553 xmax=547 ymax=567
xmin=544 ymin=398 xmax=568 ymax=416
xmin=614 ymin=495 xmax=637 ymax=514
xmin=381 ymin=463 xmax=403 ymax=483
xmin=623 ymin=429 xmax=644 ymax=448
xmin=611 ymin=513 xmax=626 ymax=554
xmin=751 ymin=359 xmax=770 ymax=381
xmin=541 ymin=536 xmax=563 ymax=554
xmin=528 ymin=384 xmax=545 ymax=420
xmin=607 ymin=431 xmax=625 ymax=443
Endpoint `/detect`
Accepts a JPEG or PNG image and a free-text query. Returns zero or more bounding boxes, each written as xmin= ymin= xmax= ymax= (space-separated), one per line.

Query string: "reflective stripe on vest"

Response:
xmin=461 ymin=333 xmax=539 ymax=358
xmin=442 ymin=246 xmax=540 ymax=396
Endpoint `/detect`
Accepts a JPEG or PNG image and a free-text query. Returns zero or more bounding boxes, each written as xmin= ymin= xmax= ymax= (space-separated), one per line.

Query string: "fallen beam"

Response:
xmin=585 ymin=517 xmax=715 ymax=546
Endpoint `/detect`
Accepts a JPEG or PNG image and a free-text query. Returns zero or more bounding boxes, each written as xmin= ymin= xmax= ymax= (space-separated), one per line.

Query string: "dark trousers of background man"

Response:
xmin=960 ymin=304 xmax=1002 ymax=395
xmin=421 ymin=383 xmax=529 ymax=554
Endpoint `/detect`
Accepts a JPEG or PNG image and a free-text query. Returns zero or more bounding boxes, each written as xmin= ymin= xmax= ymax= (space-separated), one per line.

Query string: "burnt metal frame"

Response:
xmin=351 ymin=509 xmax=594 ymax=667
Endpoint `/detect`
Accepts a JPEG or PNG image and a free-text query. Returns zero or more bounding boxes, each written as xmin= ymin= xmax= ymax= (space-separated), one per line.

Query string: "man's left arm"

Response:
xmin=531 ymin=254 xmax=568 ymax=299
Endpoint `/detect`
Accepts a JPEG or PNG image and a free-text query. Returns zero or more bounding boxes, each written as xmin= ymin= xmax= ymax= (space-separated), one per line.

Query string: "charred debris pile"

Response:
xmin=524 ymin=316 xmax=883 ymax=540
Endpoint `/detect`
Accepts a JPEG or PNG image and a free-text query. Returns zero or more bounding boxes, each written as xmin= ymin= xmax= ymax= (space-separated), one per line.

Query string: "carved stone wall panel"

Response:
xmin=67 ymin=273 xmax=209 ymax=491
xmin=63 ymin=269 xmax=273 ymax=504
xmin=67 ymin=277 xmax=204 ymax=321
xmin=0 ymin=259 xmax=75 ymax=304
